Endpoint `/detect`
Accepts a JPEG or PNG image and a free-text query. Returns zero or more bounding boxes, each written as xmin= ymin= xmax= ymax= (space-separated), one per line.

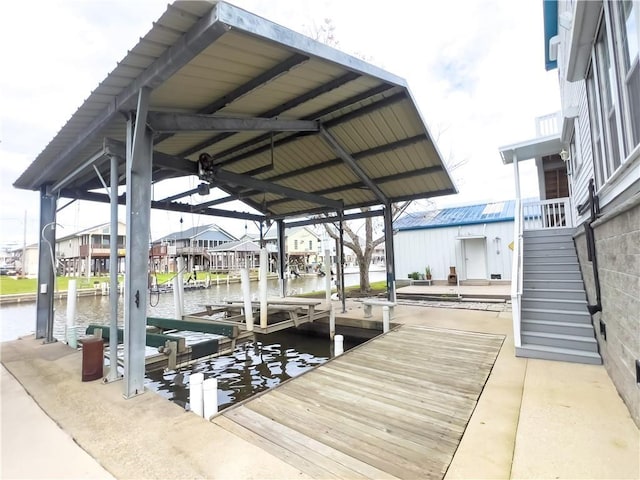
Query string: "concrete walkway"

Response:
xmin=1 ymin=301 xmax=638 ymax=479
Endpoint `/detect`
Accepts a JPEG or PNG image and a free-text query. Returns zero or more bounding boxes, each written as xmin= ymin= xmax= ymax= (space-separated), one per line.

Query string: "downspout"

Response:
xmin=584 ymin=179 xmax=602 ymax=315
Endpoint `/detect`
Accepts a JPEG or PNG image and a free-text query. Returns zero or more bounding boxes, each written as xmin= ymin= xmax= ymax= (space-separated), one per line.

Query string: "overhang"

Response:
xmin=499 ymin=134 xmax=562 ymax=164
xmin=14 ymin=1 xmax=456 ymax=220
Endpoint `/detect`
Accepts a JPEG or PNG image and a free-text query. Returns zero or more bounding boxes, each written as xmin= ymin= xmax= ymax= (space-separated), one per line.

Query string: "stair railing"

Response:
xmin=511 ymin=198 xmax=524 ymax=348
xmin=523 ymin=197 xmax=573 ymax=230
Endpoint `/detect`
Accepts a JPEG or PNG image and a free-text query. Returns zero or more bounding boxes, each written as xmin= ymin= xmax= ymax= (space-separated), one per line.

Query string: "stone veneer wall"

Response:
xmin=574 ymin=202 xmax=640 ymax=427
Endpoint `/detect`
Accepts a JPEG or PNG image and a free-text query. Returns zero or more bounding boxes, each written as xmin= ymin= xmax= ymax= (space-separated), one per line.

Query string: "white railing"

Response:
xmin=535 ymin=112 xmax=561 ymax=137
xmin=523 ymin=197 xmax=573 ymax=230
xmin=511 ymin=198 xmax=524 ymax=348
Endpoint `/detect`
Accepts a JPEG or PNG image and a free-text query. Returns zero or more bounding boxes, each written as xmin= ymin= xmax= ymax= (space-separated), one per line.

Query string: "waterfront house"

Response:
xmin=499 ymin=0 xmax=639 ymax=426
xmin=151 ymin=224 xmax=236 ymax=273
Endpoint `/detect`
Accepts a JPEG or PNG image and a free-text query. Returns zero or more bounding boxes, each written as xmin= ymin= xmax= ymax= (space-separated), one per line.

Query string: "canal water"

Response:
xmin=1 ymin=270 xmax=384 ymax=411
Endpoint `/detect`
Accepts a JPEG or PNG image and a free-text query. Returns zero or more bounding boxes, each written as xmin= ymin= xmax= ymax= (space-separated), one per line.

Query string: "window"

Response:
xmin=616 ymin=0 xmax=640 ymax=148
xmin=309 ymin=240 xmax=313 ymax=250
xmin=585 ymin=3 xmax=640 ymax=188
xmin=294 ymin=239 xmax=298 ymax=250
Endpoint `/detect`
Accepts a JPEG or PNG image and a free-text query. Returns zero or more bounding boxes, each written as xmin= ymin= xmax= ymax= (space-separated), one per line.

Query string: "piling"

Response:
xmin=329 ymin=305 xmax=335 ymax=340
xmin=382 ymin=305 xmax=390 ymax=333
xmin=259 ymin=248 xmax=268 ymax=329
xmin=203 ymin=377 xmax=218 ymax=420
xmin=66 ymin=279 xmax=77 ymax=348
xmin=334 ymin=334 xmax=344 ymax=356
xmin=189 ymin=372 xmax=204 ymax=417
xmin=240 ymin=268 xmax=254 ymax=331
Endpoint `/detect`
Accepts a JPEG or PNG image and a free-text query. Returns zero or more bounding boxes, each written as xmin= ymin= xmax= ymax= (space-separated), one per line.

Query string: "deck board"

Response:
xmin=214 ymin=325 xmax=504 ymax=479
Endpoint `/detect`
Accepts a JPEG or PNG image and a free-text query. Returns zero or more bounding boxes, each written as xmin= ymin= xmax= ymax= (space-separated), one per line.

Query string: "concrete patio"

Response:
xmin=1 ymin=301 xmax=638 ymax=479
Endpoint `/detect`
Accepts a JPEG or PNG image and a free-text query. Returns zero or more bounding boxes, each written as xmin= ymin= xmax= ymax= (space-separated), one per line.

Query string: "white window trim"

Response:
xmin=596 ymin=142 xmax=640 ymax=208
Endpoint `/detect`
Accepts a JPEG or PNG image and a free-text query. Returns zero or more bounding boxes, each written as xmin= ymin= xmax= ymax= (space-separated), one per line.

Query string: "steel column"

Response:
xmin=338 ymin=215 xmax=346 ymax=313
xmin=277 ymin=219 xmax=286 ymax=297
xmin=383 ymin=203 xmax=396 ymax=302
xmin=107 ymin=154 xmax=121 ymax=382
xmin=35 ymin=185 xmax=57 ymax=341
xmin=123 ymin=88 xmax=153 ymax=398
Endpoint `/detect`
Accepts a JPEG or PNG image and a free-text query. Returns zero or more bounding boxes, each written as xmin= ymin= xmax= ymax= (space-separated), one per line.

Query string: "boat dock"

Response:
xmin=215 ymin=325 xmax=503 ymax=479
xmin=2 ymin=300 xmax=638 ymax=479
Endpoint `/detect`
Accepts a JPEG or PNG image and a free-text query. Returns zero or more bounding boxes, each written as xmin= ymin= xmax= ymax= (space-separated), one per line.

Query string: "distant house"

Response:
xmin=395 ymin=201 xmax=515 ymax=283
xmin=151 ymin=224 xmax=236 ymax=273
xmin=499 ymin=1 xmax=639 ymax=426
xmin=262 ymin=225 xmax=323 ymax=272
xmin=208 ymin=236 xmax=262 ymax=272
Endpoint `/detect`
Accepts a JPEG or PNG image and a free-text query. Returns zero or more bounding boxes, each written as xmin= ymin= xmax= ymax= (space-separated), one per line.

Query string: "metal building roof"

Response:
xmin=154 ymin=223 xmax=237 ymax=242
xmin=14 ymin=1 xmax=455 ymax=221
xmin=396 ymin=200 xmax=516 ymax=231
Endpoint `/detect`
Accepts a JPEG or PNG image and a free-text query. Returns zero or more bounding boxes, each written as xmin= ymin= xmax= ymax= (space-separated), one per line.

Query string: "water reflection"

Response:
xmin=145 ymin=329 xmax=360 ymax=411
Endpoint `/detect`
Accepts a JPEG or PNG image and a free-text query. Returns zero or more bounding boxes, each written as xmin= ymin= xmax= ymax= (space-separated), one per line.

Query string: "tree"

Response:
xmin=322 ymin=203 xmax=410 ymax=293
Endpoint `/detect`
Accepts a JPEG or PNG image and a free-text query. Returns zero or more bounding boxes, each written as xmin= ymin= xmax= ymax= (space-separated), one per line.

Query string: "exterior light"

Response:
xmin=560 ymin=149 xmax=570 ymax=162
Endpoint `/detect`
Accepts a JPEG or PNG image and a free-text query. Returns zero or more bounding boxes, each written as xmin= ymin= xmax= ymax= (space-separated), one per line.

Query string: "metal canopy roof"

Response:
xmin=14 ymin=0 xmax=456 ymax=220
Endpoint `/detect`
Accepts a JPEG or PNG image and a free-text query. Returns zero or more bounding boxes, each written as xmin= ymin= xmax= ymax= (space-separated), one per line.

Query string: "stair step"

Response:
xmin=521 ymin=331 xmax=598 ymax=352
xmin=515 ymin=344 xmax=601 ymax=365
xmin=523 ymin=254 xmax=577 ymax=263
xmin=524 ymin=279 xmax=584 ymax=289
xmin=521 ymin=307 xmax=592 ymax=323
xmin=523 ymin=242 xmax=575 ymax=251
xmin=523 ymin=228 xmax=575 ymax=238
xmin=522 ymin=297 xmax=588 ymax=311
xmin=523 ymin=288 xmax=586 ymax=301
xmin=522 ymin=319 xmax=595 ymax=336
xmin=525 ymin=270 xmax=583 ymax=281
xmin=523 ymin=262 xmax=580 ymax=272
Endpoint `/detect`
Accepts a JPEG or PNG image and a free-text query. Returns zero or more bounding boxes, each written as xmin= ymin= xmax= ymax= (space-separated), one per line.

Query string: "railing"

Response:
xmin=535 ymin=112 xmax=561 ymax=137
xmin=523 ymin=197 xmax=573 ymax=230
xmin=511 ymin=199 xmax=524 ymax=348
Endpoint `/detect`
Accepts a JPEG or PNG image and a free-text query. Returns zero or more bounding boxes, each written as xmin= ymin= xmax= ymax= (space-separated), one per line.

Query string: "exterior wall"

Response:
xmin=574 ymin=201 xmax=640 ymax=426
xmin=394 ymin=221 xmax=514 ymax=282
xmin=287 ymin=228 xmax=321 ymax=262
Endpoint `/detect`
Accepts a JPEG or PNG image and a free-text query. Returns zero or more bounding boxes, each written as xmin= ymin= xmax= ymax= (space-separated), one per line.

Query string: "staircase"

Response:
xmin=518 ymin=228 xmax=601 ymax=364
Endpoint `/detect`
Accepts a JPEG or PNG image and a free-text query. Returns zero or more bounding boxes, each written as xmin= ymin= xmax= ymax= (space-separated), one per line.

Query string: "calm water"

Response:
xmin=1 ymin=271 xmax=381 ymax=411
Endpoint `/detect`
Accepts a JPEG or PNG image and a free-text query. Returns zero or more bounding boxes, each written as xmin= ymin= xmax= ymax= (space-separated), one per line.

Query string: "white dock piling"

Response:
xmin=101 ymin=282 xmax=108 ymax=296
xmin=329 ymin=305 xmax=335 ymax=340
xmin=172 ymin=276 xmax=181 ymax=320
xmin=259 ymin=247 xmax=268 ymax=329
xmin=334 ymin=334 xmax=344 ymax=356
xmin=203 ymin=377 xmax=218 ymax=420
xmin=382 ymin=305 xmax=390 ymax=333
xmin=324 ymin=249 xmax=331 ymax=302
xmin=189 ymin=372 xmax=204 ymax=417
xmin=240 ymin=268 xmax=254 ymax=331
xmin=66 ymin=279 xmax=77 ymax=348
xmin=176 ymin=257 xmax=185 ymax=318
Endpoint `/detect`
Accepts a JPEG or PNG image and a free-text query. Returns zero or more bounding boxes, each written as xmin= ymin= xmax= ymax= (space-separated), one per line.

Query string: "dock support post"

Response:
xmin=189 ymin=372 xmax=204 ymax=417
xmin=172 ymin=276 xmax=181 ymax=320
xmin=383 ymin=203 xmax=397 ymax=303
xmin=203 ymin=377 xmax=218 ymax=420
xmin=35 ymin=184 xmax=56 ymax=342
xmin=66 ymin=279 xmax=77 ymax=348
xmin=334 ymin=334 xmax=344 ymax=356
xmin=259 ymin=247 xmax=268 ymax=329
xmin=277 ymin=219 xmax=286 ymax=297
xmin=176 ymin=256 xmax=185 ymax=318
xmin=382 ymin=305 xmax=390 ymax=333
xmin=324 ymin=249 xmax=331 ymax=303
xmin=106 ymin=152 xmax=120 ymax=383
xmin=240 ymin=268 xmax=254 ymax=331
xmin=329 ymin=305 xmax=335 ymax=340
xmin=123 ymin=87 xmax=152 ymax=399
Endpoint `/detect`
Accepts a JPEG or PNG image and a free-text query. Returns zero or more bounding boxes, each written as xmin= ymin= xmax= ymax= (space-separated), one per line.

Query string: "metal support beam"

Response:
xmin=123 ymin=87 xmax=153 ymax=399
xmin=148 ymin=112 xmax=319 ymax=133
xmin=35 ymin=185 xmax=57 ymax=341
xmin=338 ymin=215 xmax=346 ymax=313
xmin=277 ymin=220 xmax=286 ymax=297
xmin=107 ymin=154 xmax=121 ymax=382
xmin=383 ymin=203 xmax=396 ymax=302
xmin=283 ymin=209 xmax=384 ymax=228
xmin=210 ymin=169 xmax=343 ymax=210
xmin=48 ymin=149 xmax=106 ymax=194
xmin=158 ymin=187 xmax=201 ymax=204
xmin=319 ymin=127 xmax=388 ymax=204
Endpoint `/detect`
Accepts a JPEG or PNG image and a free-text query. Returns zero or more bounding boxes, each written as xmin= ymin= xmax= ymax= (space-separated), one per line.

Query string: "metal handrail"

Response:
xmin=511 ymin=198 xmax=524 ymax=348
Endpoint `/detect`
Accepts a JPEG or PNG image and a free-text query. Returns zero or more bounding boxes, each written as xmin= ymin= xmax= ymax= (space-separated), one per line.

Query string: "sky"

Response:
xmin=0 ymin=0 xmax=560 ymax=249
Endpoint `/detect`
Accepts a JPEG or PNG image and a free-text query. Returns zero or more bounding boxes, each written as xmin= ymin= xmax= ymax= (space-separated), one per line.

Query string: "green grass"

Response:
xmin=295 ymin=280 xmax=388 ymax=298
xmin=0 ymin=275 xmax=123 ymax=295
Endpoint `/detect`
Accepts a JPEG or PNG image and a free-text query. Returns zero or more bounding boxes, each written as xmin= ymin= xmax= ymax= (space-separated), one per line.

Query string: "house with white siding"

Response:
xmin=499 ymin=0 xmax=639 ymax=427
xmin=394 ymin=201 xmax=515 ymax=284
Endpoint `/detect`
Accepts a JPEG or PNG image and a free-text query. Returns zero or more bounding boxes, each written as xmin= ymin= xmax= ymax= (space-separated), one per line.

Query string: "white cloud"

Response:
xmin=0 ymin=0 xmax=561 ymax=246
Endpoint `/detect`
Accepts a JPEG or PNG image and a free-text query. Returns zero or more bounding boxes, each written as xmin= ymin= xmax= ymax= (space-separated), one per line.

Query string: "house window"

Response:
xmin=294 ymin=239 xmax=298 ymax=250
xmin=616 ymin=0 xmax=640 ymax=149
xmin=309 ymin=240 xmax=313 ymax=251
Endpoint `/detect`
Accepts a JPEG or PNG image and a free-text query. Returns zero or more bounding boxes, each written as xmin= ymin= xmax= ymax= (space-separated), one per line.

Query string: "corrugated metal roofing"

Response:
xmin=154 ymin=223 xmax=237 ymax=242
xmin=14 ymin=1 xmax=456 ymax=220
xmin=396 ymin=200 xmax=516 ymax=231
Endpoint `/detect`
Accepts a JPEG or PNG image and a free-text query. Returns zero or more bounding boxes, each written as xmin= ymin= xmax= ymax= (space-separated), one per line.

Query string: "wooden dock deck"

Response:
xmin=214 ymin=325 xmax=504 ymax=479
